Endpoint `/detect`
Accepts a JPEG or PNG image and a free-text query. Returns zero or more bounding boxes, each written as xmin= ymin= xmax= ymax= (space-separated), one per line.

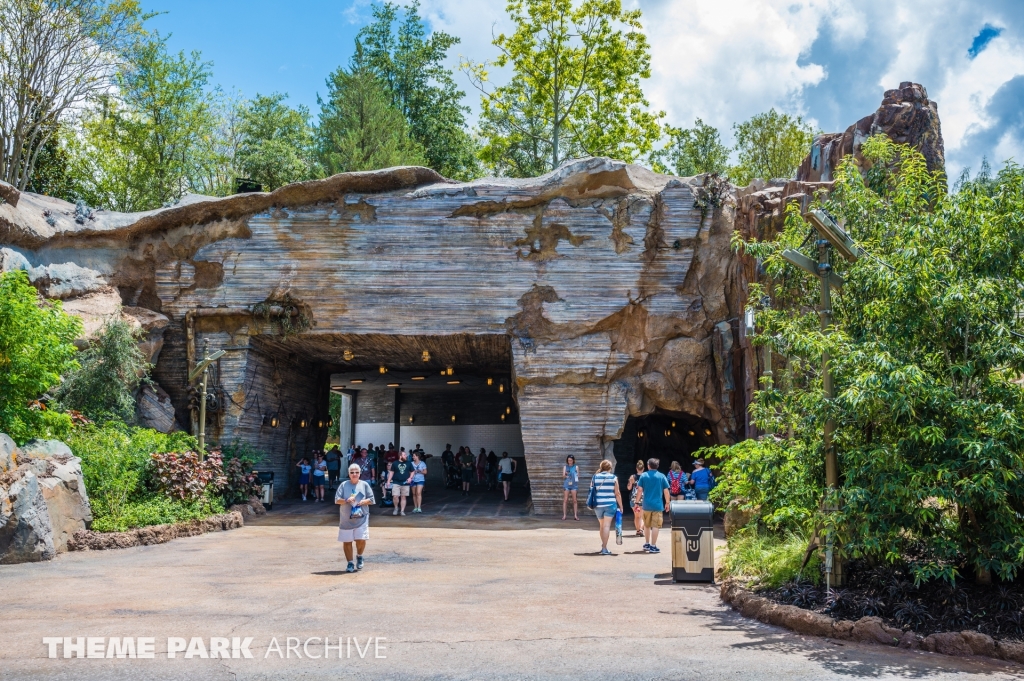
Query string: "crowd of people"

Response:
xmin=441 ymin=445 xmax=518 ymax=500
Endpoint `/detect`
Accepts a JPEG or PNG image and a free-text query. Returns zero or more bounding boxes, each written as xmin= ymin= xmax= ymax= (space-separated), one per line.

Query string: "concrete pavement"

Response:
xmin=0 ymin=509 xmax=1019 ymax=680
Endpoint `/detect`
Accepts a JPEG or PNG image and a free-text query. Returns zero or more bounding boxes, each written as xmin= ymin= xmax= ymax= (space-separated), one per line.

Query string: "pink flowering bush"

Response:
xmin=150 ymin=449 xmax=227 ymax=501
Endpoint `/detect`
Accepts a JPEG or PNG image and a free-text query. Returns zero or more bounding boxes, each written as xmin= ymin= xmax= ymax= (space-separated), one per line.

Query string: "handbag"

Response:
xmin=586 ymin=476 xmax=598 ymax=510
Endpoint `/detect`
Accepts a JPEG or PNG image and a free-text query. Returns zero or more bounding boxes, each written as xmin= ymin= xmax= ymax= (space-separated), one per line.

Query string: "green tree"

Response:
xmin=69 ymin=37 xmax=218 ymax=211
xmin=0 ymin=270 xmax=81 ymax=443
xmin=465 ymin=0 xmax=663 ymax=176
xmin=235 ymin=93 xmax=318 ymax=191
xmin=317 ymin=54 xmax=426 ymax=174
xmin=718 ymin=137 xmax=1024 ymax=584
xmin=24 ymin=124 xmax=79 ymax=201
xmin=730 ymin=108 xmax=814 ymax=185
xmin=651 ymin=118 xmax=731 ymax=177
xmin=55 ymin=316 xmax=149 ymax=423
xmin=357 ymin=2 xmax=478 ymax=180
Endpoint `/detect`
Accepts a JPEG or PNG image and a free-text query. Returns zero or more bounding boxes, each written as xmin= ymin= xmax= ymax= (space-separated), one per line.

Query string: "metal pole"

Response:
xmin=817 ymin=239 xmax=843 ymax=585
xmin=198 ymin=367 xmax=208 ymax=459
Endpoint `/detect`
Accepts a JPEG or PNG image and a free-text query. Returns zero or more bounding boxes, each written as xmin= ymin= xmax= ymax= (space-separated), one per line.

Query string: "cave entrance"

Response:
xmin=244 ymin=333 xmax=527 ymax=506
xmin=612 ymin=412 xmax=717 ymax=484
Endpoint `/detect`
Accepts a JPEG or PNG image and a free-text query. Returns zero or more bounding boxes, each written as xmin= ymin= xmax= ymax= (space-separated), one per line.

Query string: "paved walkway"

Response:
xmin=0 ymin=512 xmax=1019 ymax=680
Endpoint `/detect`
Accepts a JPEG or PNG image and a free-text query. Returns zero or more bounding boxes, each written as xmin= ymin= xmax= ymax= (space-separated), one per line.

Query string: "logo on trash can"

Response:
xmin=682 ymin=527 xmax=710 ymax=562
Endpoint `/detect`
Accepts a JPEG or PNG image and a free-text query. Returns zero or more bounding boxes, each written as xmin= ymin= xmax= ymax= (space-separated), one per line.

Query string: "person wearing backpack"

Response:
xmin=667 ymin=461 xmax=688 ymax=502
xmin=690 ymin=458 xmax=716 ymax=500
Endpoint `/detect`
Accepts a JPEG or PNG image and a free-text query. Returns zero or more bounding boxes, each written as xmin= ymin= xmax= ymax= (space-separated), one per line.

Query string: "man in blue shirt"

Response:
xmin=636 ymin=458 xmax=671 ymax=553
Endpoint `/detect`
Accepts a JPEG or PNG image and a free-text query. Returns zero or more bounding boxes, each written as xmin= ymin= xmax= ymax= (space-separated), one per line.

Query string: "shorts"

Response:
xmin=461 ymin=469 xmax=474 ymax=482
xmin=337 ymin=524 xmax=369 ymax=542
xmin=313 ymin=475 xmax=326 ymax=486
xmin=594 ymin=505 xmax=617 ymax=520
xmin=299 ymin=475 xmax=310 ymax=485
xmin=392 ymin=484 xmax=410 ymax=497
xmin=642 ymin=510 xmax=664 ymax=528
xmin=563 ymin=480 xmax=578 ymax=491
xmin=411 ymin=480 xmax=424 ymax=487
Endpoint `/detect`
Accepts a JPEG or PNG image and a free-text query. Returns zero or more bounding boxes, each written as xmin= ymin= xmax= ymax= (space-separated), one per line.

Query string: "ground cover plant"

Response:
xmin=711 ymin=137 xmax=1024 ymax=637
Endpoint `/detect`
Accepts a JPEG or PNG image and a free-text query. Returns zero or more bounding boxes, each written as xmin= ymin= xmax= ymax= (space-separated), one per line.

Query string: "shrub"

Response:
xmin=721 ymin=528 xmax=821 ymax=588
xmin=221 ymin=457 xmax=263 ymax=505
xmin=0 ymin=270 xmax=81 ymax=443
xmin=66 ymin=422 xmax=199 ymax=522
xmin=91 ymin=493 xmax=225 ymax=533
xmin=55 ymin=316 xmax=149 ymax=423
xmin=150 ymin=449 xmax=227 ymax=501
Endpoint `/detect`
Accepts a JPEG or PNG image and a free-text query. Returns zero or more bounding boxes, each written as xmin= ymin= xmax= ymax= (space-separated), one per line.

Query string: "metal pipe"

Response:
xmin=817 ymin=239 xmax=843 ymax=585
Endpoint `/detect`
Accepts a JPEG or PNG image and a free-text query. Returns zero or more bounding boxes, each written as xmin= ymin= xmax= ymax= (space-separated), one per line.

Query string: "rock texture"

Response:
xmin=797 ymin=81 xmax=945 ymax=183
xmin=0 ymin=437 xmax=93 ymax=561
xmin=67 ymin=511 xmax=243 ymax=551
xmin=1 ymin=160 xmax=750 ymax=513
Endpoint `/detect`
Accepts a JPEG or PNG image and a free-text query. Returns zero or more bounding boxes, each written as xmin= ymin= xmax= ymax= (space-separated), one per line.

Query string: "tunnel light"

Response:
xmin=327 ymin=417 xmax=334 ymax=428
xmin=487 ymin=377 xmax=493 ymax=386
xmin=411 ymin=376 xmax=425 ymax=381
xmin=447 ymin=380 xmax=461 ymax=385
xmin=671 ymin=421 xmax=676 ymax=428
xmin=408 ymin=416 xmax=414 ymax=424
xmin=422 ymin=350 xmax=430 ymax=362
xmin=343 ymin=350 xmax=354 ymax=361
xmin=499 ymin=383 xmax=505 ymax=394
xmin=270 ymin=414 xmax=279 ymax=428
xmin=501 ymin=413 xmax=506 ymax=422
xmin=387 ymin=383 xmax=400 ymax=387
xmin=446 ymin=366 xmax=454 ymax=376
xmin=451 ymin=414 xmax=456 ymax=423
xmin=506 ymin=406 xmax=511 ymax=415
xmin=379 ymin=365 xmax=387 ymax=374
xmin=688 ymin=430 xmax=695 ymax=437
xmin=665 ymin=429 xmax=671 ymax=437
xmin=704 ymin=428 xmax=712 ymax=436
xmin=350 ymin=379 xmax=364 ymax=384
xmin=317 ymin=419 xmax=324 ymax=428
xmin=299 ymin=418 xmax=308 ymax=428
xmin=638 ymin=430 xmax=645 ymax=438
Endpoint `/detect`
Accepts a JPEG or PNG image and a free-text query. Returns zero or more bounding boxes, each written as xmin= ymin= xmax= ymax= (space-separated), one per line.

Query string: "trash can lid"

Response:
xmin=670 ymin=500 xmax=713 ymax=526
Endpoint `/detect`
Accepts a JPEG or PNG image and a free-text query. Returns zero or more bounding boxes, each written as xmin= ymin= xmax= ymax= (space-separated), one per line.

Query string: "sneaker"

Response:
xmin=635 ymin=530 xmax=644 ymax=536
xmin=392 ymin=509 xmax=399 ymax=516
xmin=600 ymin=548 xmax=612 ymax=555
xmin=649 ymin=546 xmax=660 ymax=554
xmin=643 ymin=543 xmax=651 ymax=551
xmin=356 ymin=556 xmax=364 ymax=570
xmin=400 ymin=511 xmax=406 ymax=516
xmin=346 ymin=562 xmax=355 ymax=573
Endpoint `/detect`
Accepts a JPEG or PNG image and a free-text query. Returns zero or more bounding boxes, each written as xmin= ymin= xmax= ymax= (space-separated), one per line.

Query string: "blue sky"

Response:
xmin=145 ymin=0 xmax=1024 ymax=179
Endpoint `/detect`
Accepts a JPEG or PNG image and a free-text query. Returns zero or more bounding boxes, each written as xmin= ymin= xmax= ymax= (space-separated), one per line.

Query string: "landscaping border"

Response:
xmin=720 ymin=581 xmax=1024 ymax=665
xmin=67 ymin=511 xmax=243 ymax=551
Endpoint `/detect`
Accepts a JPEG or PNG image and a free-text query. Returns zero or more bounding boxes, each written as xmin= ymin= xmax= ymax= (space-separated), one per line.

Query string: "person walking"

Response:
xmin=387 ymin=449 xmax=414 ymax=516
xmin=296 ymin=457 xmax=312 ymax=501
xmin=562 ymin=455 xmax=580 ymax=521
xmin=411 ymin=450 xmax=427 ymax=513
xmin=636 ymin=458 xmax=671 ymax=554
xmin=627 ymin=460 xmax=645 ymax=536
xmin=313 ymin=452 xmax=328 ymax=501
xmin=336 ymin=463 xmax=375 ymax=573
xmin=326 ymin=447 xmax=341 ymax=489
xmin=498 ymin=451 xmax=516 ymax=501
xmin=459 ymin=447 xmax=476 ymax=496
xmin=589 ymin=460 xmax=623 ymax=555
xmin=486 ymin=450 xmax=498 ymax=491
xmin=689 ymin=458 xmax=715 ymax=500
xmin=667 ymin=461 xmax=688 ymax=502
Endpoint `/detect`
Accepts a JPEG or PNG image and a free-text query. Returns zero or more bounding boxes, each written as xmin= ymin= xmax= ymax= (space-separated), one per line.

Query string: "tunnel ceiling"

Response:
xmin=251 ymin=333 xmax=513 ymax=374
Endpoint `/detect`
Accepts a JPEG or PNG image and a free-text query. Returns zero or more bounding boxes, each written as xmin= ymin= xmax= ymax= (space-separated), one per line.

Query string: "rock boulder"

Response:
xmin=0 ymin=469 xmax=56 ymax=563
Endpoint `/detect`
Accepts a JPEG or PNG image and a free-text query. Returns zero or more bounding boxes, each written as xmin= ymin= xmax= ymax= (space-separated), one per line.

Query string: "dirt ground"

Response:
xmin=0 ymin=505 xmax=1019 ymax=681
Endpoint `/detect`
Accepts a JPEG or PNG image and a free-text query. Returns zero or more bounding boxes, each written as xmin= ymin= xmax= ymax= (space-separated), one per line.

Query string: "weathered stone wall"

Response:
xmin=0 ymin=159 xmax=750 ymax=513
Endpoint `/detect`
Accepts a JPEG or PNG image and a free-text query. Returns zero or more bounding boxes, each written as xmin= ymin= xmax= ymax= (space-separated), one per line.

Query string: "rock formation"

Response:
xmin=0 ymin=435 xmax=92 ymax=562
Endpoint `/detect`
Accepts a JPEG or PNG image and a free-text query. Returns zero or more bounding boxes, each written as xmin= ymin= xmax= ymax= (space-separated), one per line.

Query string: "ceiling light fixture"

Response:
xmin=411 ymin=376 xmax=426 ymax=380
xmin=688 ymin=430 xmax=695 ymax=436
xmin=500 ymin=413 xmax=506 ymax=422
xmin=446 ymin=366 xmax=454 ymax=376
xmin=343 ymin=350 xmax=354 ymax=361
xmin=671 ymin=421 xmax=676 ymax=428
xmin=447 ymin=380 xmax=461 ymax=385
xmin=422 ymin=350 xmax=430 ymax=362
xmin=487 ymin=377 xmax=493 ymax=386
xmin=506 ymin=406 xmax=511 ymax=415
xmin=350 ymin=379 xmax=364 ymax=384
xmin=499 ymin=383 xmax=504 ymax=393
xmin=387 ymin=382 xmax=400 ymax=387
xmin=704 ymin=428 xmax=712 ymax=436
xmin=450 ymin=414 xmax=456 ymax=423
xmin=379 ymin=365 xmax=387 ymax=374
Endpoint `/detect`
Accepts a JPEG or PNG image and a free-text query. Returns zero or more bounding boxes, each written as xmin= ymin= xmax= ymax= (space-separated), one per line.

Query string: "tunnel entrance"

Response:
xmin=612 ymin=412 xmax=717 ymax=483
xmin=240 ymin=333 xmax=525 ymax=499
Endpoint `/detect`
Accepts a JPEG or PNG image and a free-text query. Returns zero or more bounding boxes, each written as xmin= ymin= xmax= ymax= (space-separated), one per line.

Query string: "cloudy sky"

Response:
xmin=147 ymin=0 xmax=1024 ymax=178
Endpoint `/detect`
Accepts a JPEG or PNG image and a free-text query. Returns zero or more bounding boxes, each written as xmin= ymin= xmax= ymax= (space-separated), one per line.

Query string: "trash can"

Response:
xmin=670 ymin=501 xmax=714 ymax=582
xmin=257 ymin=471 xmax=274 ymax=511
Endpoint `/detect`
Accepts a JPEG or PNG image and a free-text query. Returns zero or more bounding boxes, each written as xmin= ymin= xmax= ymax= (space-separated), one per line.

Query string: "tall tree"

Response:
xmin=465 ymin=0 xmax=663 ymax=176
xmin=317 ymin=53 xmax=426 ymax=174
xmin=0 ymin=0 xmax=148 ymax=189
xmin=651 ymin=119 xmax=731 ymax=177
xmin=236 ymin=93 xmax=318 ymax=191
xmin=356 ymin=2 xmax=478 ymax=180
xmin=70 ymin=37 xmax=218 ymax=211
xmin=731 ymin=108 xmax=814 ymax=185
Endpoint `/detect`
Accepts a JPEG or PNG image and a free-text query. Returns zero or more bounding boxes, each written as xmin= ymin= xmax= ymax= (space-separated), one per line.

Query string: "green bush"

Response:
xmin=0 ymin=270 xmax=81 ymax=443
xmin=91 ymin=493 xmax=225 ymax=533
xmin=721 ymin=528 xmax=821 ymax=588
xmin=55 ymin=316 xmax=149 ymax=423
xmin=66 ymin=422 xmax=199 ymax=526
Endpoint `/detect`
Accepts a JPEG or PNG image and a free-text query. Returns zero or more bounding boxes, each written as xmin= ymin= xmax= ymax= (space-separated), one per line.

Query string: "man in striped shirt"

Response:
xmin=590 ymin=460 xmax=623 ymax=555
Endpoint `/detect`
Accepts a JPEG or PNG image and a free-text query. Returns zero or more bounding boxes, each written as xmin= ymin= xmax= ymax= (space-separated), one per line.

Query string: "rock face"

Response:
xmin=0 ymin=437 xmax=93 ymax=561
xmin=0 ymin=161 xmax=751 ymax=513
xmin=797 ymin=81 xmax=945 ymax=183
